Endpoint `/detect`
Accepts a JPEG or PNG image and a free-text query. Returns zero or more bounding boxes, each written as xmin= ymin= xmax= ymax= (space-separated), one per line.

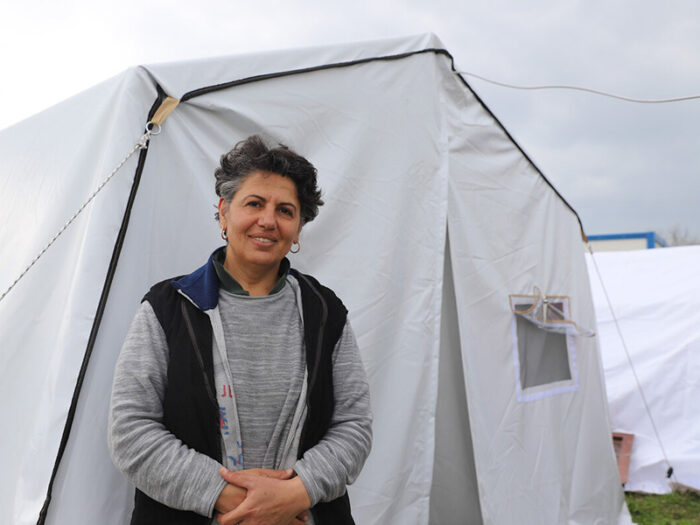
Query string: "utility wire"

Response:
xmin=459 ymin=71 xmax=700 ymax=104
xmin=586 ymin=243 xmax=676 ymax=483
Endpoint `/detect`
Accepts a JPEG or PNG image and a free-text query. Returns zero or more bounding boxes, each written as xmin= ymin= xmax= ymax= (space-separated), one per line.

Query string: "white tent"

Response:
xmin=0 ymin=34 xmax=632 ymax=524
xmin=587 ymin=245 xmax=700 ymax=494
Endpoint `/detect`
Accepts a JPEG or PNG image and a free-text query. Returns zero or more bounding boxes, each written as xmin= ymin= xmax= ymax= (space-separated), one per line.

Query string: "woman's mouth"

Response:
xmin=250 ymin=236 xmax=275 ymax=244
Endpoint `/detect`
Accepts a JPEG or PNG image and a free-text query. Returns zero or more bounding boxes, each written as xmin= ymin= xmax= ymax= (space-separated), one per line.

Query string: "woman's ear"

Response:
xmin=218 ymin=198 xmax=227 ymax=226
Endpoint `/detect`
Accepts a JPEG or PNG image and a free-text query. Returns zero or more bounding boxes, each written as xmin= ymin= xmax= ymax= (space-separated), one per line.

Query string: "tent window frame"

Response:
xmin=510 ymin=295 xmax=579 ymax=402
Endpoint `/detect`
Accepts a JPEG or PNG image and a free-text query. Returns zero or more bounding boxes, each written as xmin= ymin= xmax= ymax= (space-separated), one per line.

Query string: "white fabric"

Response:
xmin=0 ymin=34 xmax=631 ymax=524
xmin=440 ymin=64 xmax=631 ymax=524
xmin=0 ymin=67 xmax=157 ymax=525
xmin=587 ymin=246 xmax=700 ymax=493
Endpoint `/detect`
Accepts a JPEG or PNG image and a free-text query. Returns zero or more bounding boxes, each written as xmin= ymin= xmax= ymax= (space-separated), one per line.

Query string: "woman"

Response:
xmin=109 ymin=136 xmax=372 ymax=525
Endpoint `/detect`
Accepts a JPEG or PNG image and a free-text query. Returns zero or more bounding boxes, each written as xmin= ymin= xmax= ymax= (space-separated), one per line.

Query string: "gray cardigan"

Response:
xmin=108 ymin=274 xmax=372 ymax=519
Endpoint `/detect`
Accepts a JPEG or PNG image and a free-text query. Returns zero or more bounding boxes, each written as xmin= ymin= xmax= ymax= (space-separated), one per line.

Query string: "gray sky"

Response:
xmin=2 ymin=0 xmax=699 ymax=238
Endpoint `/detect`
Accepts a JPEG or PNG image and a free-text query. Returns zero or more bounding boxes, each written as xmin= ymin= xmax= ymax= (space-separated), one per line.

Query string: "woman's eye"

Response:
xmin=246 ymin=201 xmax=261 ymax=207
xmin=279 ymin=207 xmax=293 ymax=217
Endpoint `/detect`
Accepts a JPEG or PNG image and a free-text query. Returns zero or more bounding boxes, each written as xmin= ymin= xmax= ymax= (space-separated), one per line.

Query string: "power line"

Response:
xmin=459 ymin=71 xmax=700 ymax=104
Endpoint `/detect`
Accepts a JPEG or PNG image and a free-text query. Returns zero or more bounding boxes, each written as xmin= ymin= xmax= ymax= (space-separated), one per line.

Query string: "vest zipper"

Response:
xmin=180 ymin=301 xmax=218 ymax=410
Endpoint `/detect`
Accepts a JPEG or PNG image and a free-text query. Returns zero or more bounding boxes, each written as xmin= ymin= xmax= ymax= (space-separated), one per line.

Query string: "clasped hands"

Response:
xmin=214 ymin=467 xmax=311 ymax=525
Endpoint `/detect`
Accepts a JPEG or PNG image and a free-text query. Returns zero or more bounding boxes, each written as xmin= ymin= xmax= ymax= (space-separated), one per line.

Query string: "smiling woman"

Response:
xmin=218 ymin=172 xmax=302 ymax=296
xmin=108 ymin=135 xmax=372 ymax=525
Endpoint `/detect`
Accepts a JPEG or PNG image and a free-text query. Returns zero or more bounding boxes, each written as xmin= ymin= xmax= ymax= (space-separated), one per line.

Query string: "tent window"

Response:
xmin=515 ymin=310 xmax=571 ymax=389
xmin=510 ymin=293 xmax=580 ymax=401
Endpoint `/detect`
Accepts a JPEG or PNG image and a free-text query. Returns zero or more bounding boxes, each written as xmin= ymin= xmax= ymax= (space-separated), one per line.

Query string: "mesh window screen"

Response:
xmin=515 ymin=311 xmax=572 ymax=389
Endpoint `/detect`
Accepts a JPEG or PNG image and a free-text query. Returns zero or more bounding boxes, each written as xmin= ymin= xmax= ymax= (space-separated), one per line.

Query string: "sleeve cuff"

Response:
xmin=292 ymin=460 xmax=321 ymax=507
xmin=203 ymin=475 xmax=228 ymax=518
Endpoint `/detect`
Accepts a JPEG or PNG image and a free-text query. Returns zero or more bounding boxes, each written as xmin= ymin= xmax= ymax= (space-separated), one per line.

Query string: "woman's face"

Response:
xmin=218 ymin=170 xmax=302 ymax=273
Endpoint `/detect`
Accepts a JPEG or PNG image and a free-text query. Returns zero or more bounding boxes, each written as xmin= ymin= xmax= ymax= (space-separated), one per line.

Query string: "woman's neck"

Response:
xmin=223 ymin=255 xmax=279 ymax=297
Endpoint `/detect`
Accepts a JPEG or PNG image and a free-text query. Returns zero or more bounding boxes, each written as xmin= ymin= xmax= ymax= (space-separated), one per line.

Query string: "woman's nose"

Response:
xmin=257 ymin=206 xmax=275 ymax=228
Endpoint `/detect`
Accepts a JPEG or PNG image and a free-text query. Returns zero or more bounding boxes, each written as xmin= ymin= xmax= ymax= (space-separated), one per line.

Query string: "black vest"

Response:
xmin=130 ymin=270 xmax=354 ymax=525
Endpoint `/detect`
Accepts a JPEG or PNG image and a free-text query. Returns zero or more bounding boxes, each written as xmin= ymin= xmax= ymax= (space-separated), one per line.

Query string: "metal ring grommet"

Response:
xmin=146 ymin=122 xmax=162 ymax=135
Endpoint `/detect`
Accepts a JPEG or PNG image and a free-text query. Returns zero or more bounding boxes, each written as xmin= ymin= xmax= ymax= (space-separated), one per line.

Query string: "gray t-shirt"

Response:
xmin=217 ymin=285 xmax=306 ymax=470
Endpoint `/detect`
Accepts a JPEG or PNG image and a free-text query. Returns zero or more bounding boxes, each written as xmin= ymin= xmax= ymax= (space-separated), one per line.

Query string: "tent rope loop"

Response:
xmin=509 ymin=286 xmax=596 ymax=337
xmin=146 ymin=121 xmax=161 ymax=135
xmin=0 ymin=126 xmax=155 ymax=305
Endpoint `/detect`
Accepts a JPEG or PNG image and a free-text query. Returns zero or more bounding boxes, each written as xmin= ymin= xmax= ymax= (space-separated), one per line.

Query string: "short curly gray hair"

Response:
xmin=214 ymin=135 xmax=323 ymax=224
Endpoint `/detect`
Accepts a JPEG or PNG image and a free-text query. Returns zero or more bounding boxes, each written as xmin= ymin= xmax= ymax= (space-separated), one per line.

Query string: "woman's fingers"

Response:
xmin=243 ymin=467 xmax=294 ymax=480
xmin=219 ymin=470 xmax=257 ymax=489
xmin=214 ymin=475 xmax=311 ymax=525
xmin=220 ymin=466 xmax=294 ymax=485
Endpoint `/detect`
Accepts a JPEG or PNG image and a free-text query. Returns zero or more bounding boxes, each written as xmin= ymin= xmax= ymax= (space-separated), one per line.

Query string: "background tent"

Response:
xmin=0 ymin=34 xmax=631 ymax=524
xmin=587 ymin=245 xmax=700 ymax=493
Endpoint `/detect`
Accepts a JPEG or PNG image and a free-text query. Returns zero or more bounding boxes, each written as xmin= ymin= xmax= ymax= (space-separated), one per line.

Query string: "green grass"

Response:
xmin=625 ymin=491 xmax=700 ymax=525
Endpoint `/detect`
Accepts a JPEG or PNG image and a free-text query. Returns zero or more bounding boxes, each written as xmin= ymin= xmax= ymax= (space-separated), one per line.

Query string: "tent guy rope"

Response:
xmin=0 ymin=125 xmax=158 ymax=305
xmin=586 ymin=242 xmax=676 ymax=483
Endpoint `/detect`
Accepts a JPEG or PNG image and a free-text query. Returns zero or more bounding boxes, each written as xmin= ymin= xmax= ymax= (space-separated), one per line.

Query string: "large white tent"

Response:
xmin=587 ymin=245 xmax=700 ymax=494
xmin=0 ymin=34 xmax=632 ymax=524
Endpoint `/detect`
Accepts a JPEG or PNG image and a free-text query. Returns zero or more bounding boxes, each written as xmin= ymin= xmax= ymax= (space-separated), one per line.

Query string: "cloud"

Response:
xmin=2 ymin=0 xmax=699 ymax=236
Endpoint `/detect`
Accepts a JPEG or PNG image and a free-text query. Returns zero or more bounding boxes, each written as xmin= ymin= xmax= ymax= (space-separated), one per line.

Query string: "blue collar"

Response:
xmin=172 ymin=249 xmax=221 ymax=311
xmin=172 ymin=248 xmax=294 ymax=310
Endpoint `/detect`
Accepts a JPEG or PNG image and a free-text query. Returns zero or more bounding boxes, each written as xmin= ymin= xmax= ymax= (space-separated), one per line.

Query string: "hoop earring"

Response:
xmin=221 ymin=228 xmax=228 ymax=241
xmin=290 ymin=240 xmax=300 ymax=254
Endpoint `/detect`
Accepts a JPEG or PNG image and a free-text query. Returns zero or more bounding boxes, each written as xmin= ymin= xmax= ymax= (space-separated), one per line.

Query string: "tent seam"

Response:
xmin=173 ymin=46 xmax=584 ymax=235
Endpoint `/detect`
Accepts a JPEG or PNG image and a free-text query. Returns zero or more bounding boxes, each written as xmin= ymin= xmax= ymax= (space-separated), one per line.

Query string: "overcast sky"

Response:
xmin=2 ymin=0 xmax=699 ymax=239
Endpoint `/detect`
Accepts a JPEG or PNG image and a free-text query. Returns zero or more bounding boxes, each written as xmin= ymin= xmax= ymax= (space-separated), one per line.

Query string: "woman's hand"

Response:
xmin=215 ymin=467 xmax=297 ymax=515
xmin=215 ymin=468 xmax=311 ymax=525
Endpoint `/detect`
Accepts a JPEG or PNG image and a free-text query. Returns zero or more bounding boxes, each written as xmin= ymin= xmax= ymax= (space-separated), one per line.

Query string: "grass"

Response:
xmin=625 ymin=491 xmax=700 ymax=525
